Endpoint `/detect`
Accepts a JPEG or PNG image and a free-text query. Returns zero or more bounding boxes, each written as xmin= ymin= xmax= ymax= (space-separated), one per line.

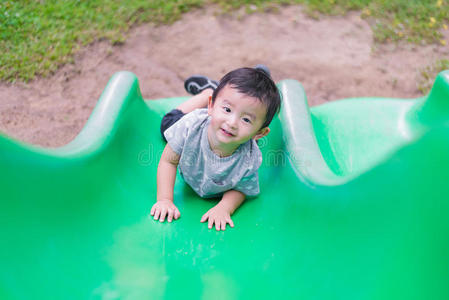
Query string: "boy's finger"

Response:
xmin=228 ymin=218 xmax=234 ymax=228
xmin=201 ymin=212 xmax=209 ymax=223
xmin=167 ymin=209 xmax=174 ymax=222
xmin=153 ymin=209 xmax=159 ymax=220
xmin=150 ymin=206 xmax=155 ymax=215
xmin=174 ymin=209 xmax=181 ymax=219
xmin=221 ymin=220 xmax=226 ymax=231
xmin=159 ymin=208 xmax=167 ymax=222
xmin=215 ymin=220 xmax=220 ymax=231
xmin=208 ymin=219 xmax=213 ymax=229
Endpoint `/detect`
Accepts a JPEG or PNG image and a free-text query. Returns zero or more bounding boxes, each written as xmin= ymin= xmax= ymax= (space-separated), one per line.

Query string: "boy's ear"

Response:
xmin=254 ymin=127 xmax=270 ymax=140
xmin=207 ymin=96 xmax=213 ymax=115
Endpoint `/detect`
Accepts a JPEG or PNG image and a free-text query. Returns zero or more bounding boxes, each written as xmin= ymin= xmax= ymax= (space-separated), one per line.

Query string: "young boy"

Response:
xmin=150 ymin=66 xmax=281 ymax=231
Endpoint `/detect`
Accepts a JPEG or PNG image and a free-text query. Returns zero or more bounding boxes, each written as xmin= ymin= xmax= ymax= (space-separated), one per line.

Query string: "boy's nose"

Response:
xmin=227 ymin=115 xmax=238 ymax=128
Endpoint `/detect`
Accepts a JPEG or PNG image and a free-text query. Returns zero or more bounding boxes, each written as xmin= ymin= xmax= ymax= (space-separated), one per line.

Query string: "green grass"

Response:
xmin=215 ymin=0 xmax=449 ymax=44
xmin=0 ymin=0 xmax=203 ymax=82
xmin=1 ymin=0 xmax=448 ymax=82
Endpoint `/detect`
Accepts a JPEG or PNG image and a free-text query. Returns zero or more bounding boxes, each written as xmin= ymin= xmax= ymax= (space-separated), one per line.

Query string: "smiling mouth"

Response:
xmin=221 ymin=128 xmax=235 ymax=137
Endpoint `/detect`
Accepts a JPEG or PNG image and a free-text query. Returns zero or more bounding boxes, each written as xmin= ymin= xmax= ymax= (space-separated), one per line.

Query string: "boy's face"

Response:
xmin=207 ymin=84 xmax=270 ymax=152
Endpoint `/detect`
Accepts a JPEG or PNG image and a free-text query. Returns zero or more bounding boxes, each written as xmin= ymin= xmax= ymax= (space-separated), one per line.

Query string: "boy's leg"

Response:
xmin=160 ymin=78 xmax=215 ymax=140
xmin=184 ymin=75 xmax=218 ymax=95
xmin=176 ymin=88 xmax=213 ymax=114
xmin=160 ymin=89 xmax=212 ymax=140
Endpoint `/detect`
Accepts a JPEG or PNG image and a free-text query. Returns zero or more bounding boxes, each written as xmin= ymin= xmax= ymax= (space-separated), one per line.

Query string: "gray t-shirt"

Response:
xmin=164 ymin=108 xmax=262 ymax=198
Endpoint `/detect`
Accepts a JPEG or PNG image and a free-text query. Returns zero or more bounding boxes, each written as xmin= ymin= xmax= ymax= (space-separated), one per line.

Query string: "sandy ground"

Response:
xmin=1 ymin=5 xmax=448 ymax=147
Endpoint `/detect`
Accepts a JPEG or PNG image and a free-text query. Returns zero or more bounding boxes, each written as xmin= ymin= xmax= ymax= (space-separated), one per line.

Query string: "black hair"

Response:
xmin=211 ymin=67 xmax=281 ymax=129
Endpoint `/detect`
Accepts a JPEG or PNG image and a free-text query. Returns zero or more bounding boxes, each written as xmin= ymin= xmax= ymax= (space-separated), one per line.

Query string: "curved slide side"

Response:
xmin=412 ymin=70 xmax=449 ymax=124
xmin=0 ymin=71 xmax=144 ymax=159
xmin=0 ymin=72 xmax=163 ymax=299
xmin=277 ymin=79 xmax=344 ymax=186
xmin=58 ymin=71 xmax=144 ymax=156
xmin=280 ymin=70 xmax=449 ymax=186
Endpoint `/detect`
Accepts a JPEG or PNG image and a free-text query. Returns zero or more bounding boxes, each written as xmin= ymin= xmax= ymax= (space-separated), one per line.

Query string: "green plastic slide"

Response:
xmin=1 ymin=71 xmax=448 ymax=299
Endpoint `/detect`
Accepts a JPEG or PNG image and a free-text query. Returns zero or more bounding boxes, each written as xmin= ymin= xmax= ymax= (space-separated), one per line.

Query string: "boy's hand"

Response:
xmin=150 ymin=200 xmax=180 ymax=222
xmin=200 ymin=204 xmax=234 ymax=231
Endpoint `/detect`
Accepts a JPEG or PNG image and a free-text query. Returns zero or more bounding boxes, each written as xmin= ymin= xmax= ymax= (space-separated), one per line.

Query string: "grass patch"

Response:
xmin=0 ymin=0 xmax=203 ymax=82
xmin=213 ymin=0 xmax=449 ymax=44
xmin=1 ymin=0 xmax=448 ymax=82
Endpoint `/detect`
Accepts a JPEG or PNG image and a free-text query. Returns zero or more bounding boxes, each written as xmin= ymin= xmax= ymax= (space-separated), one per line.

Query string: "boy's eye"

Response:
xmin=223 ymin=107 xmax=231 ymax=113
xmin=242 ymin=117 xmax=252 ymax=124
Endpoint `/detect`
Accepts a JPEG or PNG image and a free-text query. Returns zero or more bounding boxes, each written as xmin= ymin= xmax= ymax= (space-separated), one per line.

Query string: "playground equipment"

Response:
xmin=1 ymin=71 xmax=448 ymax=299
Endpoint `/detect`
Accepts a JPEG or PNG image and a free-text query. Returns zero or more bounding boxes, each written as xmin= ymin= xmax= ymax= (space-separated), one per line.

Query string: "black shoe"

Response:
xmin=254 ymin=64 xmax=271 ymax=78
xmin=184 ymin=75 xmax=219 ymax=95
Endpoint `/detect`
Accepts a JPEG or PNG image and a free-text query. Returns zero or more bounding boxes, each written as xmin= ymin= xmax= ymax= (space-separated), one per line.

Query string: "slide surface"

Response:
xmin=1 ymin=71 xmax=449 ymax=299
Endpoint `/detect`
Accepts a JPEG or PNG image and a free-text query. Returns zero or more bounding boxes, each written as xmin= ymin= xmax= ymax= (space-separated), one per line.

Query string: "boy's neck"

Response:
xmin=207 ymin=125 xmax=240 ymax=157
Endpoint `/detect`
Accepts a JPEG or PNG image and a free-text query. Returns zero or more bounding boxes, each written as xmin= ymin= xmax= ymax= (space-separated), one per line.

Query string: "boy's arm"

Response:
xmin=200 ymin=190 xmax=245 ymax=231
xmin=151 ymin=144 xmax=181 ymax=222
xmin=157 ymin=144 xmax=180 ymax=201
xmin=218 ymin=190 xmax=246 ymax=215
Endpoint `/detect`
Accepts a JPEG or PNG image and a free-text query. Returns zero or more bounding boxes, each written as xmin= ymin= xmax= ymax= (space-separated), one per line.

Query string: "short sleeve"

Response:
xmin=163 ymin=118 xmax=186 ymax=154
xmin=164 ymin=110 xmax=203 ymax=154
xmin=234 ymin=170 xmax=260 ymax=196
xmin=164 ymin=108 xmax=208 ymax=155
